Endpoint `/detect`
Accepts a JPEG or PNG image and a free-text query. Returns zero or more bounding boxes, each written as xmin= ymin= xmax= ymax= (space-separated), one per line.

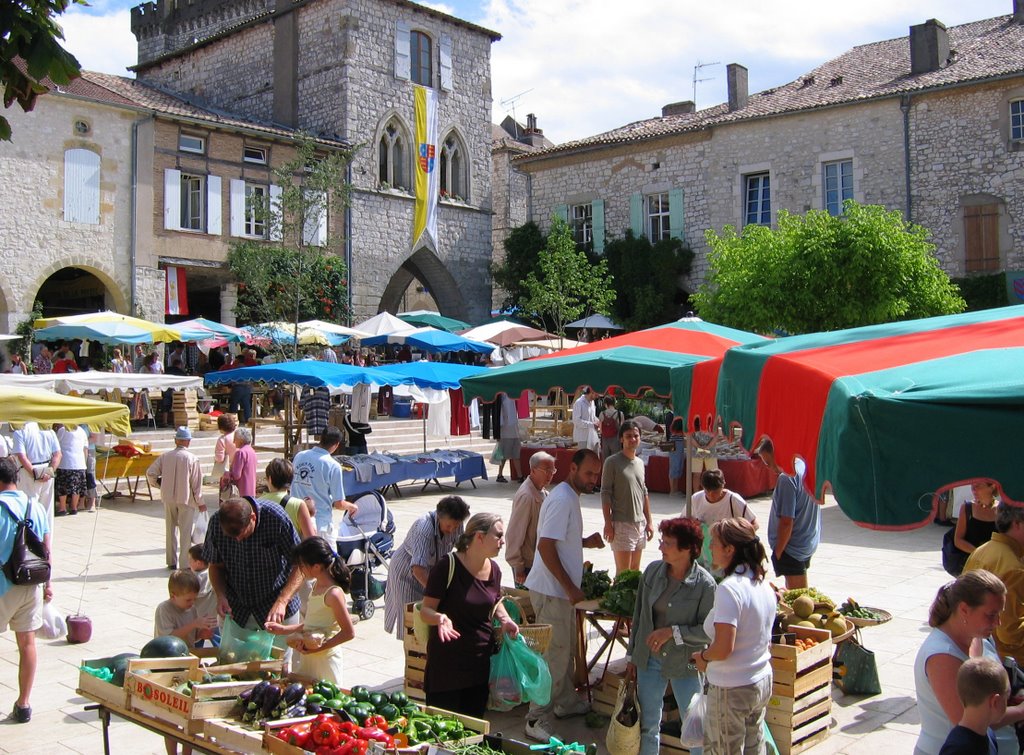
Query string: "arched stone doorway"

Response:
xmin=34 ymin=266 xmax=125 ymax=318
xmin=378 ymin=247 xmax=466 ymax=319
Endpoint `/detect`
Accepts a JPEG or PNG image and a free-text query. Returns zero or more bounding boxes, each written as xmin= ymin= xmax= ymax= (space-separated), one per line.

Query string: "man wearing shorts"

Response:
xmin=0 ymin=457 xmax=52 ymax=723
xmin=601 ymin=420 xmax=654 ymax=574
xmin=755 ymin=435 xmax=822 ymax=589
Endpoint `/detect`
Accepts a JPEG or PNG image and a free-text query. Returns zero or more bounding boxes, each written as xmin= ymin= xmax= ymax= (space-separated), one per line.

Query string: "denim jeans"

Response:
xmin=636 ymin=655 xmax=703 ymax=755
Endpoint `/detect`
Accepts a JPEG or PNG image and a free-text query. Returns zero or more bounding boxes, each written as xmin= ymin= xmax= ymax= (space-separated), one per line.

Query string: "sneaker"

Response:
xmin=553 ymin=696 xmax=591 ymax=718
xmin=11 ymin=704 xmax=30 ymax=723
xmin=496 ymin=475 xmax=508 ymax=483
xmin=524 ymin=717 xmax=555 ymax=742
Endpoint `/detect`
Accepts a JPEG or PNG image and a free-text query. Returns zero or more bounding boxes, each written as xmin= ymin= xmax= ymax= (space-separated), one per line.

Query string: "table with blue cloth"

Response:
xmin=340 ymin=451 xmax=487 ymax=497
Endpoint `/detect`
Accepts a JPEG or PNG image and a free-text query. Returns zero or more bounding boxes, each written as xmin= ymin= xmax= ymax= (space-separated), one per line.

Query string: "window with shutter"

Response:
xmin=302 ymin=190 xmax=328 ymax=247
xmin=410 ymin=31 xmax=433 ymax=87
xmin=744 ymin=173 xmax=771 ymax=226
xmin=823 ymin=160 xmax=853 ymax=216
xmin=629 ymin=193 xmax=643 ymax=237
xmin=592 ymin=199 xmax=605 ymax=254
xmin=180 ymin=174 xmax=205 ymax=231
xmin=206 ymin=175 xmax=222 ymax=235
xmin=1012 ymin=100 xmax=1024 ymax=142
xmin=439 ymin=34 xmax=453 ymax=92
xmin=570 ymin=203 xmax=593 ymax=247
xmin=646 ymin=192 xmax=671 ymax=242
xmin=164 ymin=169 xmax=182 ymax=231
xmin=64 ymin=149 xmax=100 ymax=225
xmin=395 ymin=21 xmax=411 ymax=81
xmin=964 ymin=203 xmax=1001 ymax=273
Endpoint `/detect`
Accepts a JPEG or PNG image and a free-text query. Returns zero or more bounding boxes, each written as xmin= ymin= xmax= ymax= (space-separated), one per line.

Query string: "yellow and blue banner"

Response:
xmin=413 ymin=85 xmax=439 ymax=251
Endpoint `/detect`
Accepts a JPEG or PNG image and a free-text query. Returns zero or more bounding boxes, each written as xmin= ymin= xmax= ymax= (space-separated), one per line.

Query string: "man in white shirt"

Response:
xmin=147 ymin=427 xmax=205 ymax=570
xmin=11 ymin=423 xmax=60 ymax=532
xmin=571 ymin=388 xmax=599 ymax=452
xmin=291 ymin=426 xmax=356 ymax=540
xmin=524 ymin=448 xmax=605 ymax=742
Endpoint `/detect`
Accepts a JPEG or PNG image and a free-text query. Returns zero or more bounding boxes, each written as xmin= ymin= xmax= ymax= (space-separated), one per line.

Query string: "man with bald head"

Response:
xmin=201 ymin=496 xmax=301 ymax=642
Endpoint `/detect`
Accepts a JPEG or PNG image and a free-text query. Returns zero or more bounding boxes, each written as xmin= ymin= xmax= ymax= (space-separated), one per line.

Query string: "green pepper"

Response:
xmin=351 ymin=685 xmax=370 ymax=702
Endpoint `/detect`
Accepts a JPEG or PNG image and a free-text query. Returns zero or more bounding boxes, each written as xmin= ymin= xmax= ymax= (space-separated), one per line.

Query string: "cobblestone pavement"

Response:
xmin=0 ymin=462 xmax=946 ymax=753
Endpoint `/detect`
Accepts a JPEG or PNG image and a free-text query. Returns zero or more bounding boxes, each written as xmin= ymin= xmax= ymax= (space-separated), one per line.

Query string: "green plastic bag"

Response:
xmin=217 ymin=615 xmax=276 ymax=664
xmin=488 ymin=634 xmax=551 ymax=710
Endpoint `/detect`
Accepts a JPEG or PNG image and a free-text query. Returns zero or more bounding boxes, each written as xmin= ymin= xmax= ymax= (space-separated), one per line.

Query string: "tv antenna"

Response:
xmin=693 ymin=60 xmax=720 ymax=105
xmin=500 ymin=88 xmax=534 ymax=136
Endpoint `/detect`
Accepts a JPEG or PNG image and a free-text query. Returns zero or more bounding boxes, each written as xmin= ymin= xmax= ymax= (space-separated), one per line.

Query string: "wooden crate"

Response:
xmin=771 ymin=626 xmax=833 ymax=698
xmin=405 ymin=648 xmax=428 ymax=703
xmin=767 ymin=681 xmax=831 ymax=727
xmin=77 ymin=656 xmax=132 ymax=708
xmin=767 ymin=707 xmax=831 ymax=755
xmin=768 ymin=625 xmax=832 ymax=754
xmin=203 ymin=717 xmax=265 ymax=754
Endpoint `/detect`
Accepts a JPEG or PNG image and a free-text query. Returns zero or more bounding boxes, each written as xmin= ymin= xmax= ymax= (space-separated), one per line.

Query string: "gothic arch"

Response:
xmin=439 ymin=126 xmax=470 ymax=202
xmin=374 ymin=110 xmax=413 ymax=192
xmin=378 ymin=247 xmax=466 ymax=321
xmin=28 ymin=261 xmax=129 ymax=318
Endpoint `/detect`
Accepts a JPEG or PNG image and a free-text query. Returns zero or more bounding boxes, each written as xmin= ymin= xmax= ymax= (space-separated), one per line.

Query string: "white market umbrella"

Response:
xmin=298 ymin=320 xmax=372 ymax=340
xmin=353 ymin=312 xmax=410 ymax=336
xmin=566 ymin=313 xmax=624 ymax=330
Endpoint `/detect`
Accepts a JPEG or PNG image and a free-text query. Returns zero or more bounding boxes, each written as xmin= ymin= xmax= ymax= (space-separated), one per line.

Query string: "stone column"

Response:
xmin=220 ymin=283 xmax=238 ymax=326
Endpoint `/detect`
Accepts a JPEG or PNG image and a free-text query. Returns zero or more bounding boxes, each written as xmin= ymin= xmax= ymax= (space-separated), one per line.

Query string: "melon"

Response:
xmin=792 ymin=595 xmax=815 ymax=619
xmin=141 ymin=635 xmax=190 ymax=659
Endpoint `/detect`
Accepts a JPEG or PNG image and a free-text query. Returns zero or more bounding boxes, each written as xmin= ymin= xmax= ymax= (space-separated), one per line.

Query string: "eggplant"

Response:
xmin=282 ymin=683 xmax=305 ymax=706
xmin=260 ymin=685 xmax=283 ymax=718
xmin=283 ymin=703 xmax=306 ymax=718
xmin=238 ymin=688 xmax=254 ymax=706
xmin=305 ymin=703 xmax=322 ymax=715
xmin=249 ymin=680 xmax=271 ymax=706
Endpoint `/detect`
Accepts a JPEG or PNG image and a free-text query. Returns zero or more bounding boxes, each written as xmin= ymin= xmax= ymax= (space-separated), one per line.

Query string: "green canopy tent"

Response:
xmin=397 ymin=310 xmax=470 ymax=332
xmin=714 ymin=305 xmax=1024 ymax=529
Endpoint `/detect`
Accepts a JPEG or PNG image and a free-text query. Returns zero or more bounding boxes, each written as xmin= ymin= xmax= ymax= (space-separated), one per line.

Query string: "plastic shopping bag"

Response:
xmin=39 ymin=601 xmax=67 ymax=640
xmin=192 ymin=510 xmax=210 ymax=545
xmin=488 ymin=638 xmax=522 ymax=711
xmin=605 ymin=678 xmax=641 ymax=754
xmin=217 ymin=615 xmax=276 ymax=664
xmin=679 ymin=685 xmax=706 ymax=748
xmin=488 ymin=634 xmax=552 ymax=711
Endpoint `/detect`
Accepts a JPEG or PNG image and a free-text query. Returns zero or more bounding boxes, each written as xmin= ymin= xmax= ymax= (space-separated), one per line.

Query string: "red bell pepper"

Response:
xmin=356 ymin=727 xmax=394 ymax=745
xmin=278 ymin=721 xmax=312 ymax=748
xmin=364 ymin=714 xmax=387 ymax=729
xmin=310 ymin=718 xmax=342 ymax=748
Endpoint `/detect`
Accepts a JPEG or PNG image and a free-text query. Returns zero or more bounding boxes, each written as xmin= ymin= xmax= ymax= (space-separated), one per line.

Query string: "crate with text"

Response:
xmin=767 ymin=625 xmax=832 ymax=755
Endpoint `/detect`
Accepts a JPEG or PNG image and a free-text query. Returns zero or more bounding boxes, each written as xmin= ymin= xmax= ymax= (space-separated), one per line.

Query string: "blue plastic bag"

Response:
xmin=488 ymin=634 xmax=552 ymax=710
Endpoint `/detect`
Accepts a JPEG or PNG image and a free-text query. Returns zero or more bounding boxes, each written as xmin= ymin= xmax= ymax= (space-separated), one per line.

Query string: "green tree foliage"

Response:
xmin=1 ymin=0 xmax=84 ymax=140
xmin=951 ymin=272 xmax=1009 ymax=312
xmin=226 ymin=135 xmax=353 ymax=358
xmin=521 ymin=217 xmax=615 ymax=335
xmin=491 ymin=221 xmax=546 ymax=312
xmin=693 ymin=201 xmax=965 ymax=334
xmin=604 ymin=231 xmax=694 ymax=330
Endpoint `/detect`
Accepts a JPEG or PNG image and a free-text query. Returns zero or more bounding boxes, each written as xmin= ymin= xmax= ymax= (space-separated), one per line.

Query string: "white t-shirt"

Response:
xmin=690 ymin=490 xmax=756 ymax=527
xmin=702 ymin=564 xmax=776 ymax=688
xmin=0 ymin=434 xmax=9 ymax=457
xmin=57 ymin=426 xmax=89 ymax=470
xmin=11 ymin=423 xmax=60 ymax=466
xmin=524 ymin=481 xmax=583 ymax=600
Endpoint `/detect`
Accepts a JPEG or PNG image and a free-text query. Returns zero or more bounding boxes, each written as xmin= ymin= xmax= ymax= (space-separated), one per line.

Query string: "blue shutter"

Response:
xmin=669 ymin=187 xmax=685 ymax=241
xmin=592 ymin=199 xmax=605 ymax=254
xmin=629 ymin=193 xmax=643 ymax=237
xmin=554 ymin=204 xmax=569 ymax=223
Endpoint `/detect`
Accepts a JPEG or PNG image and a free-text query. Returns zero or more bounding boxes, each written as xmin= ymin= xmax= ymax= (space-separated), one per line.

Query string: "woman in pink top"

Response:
xmin=212 ymin=414 xmax=237 ymax=494
xmin=223 ymin=426 xmax=256 ymax=498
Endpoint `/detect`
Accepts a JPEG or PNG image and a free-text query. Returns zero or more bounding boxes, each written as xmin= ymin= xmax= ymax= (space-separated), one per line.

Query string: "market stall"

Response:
xmin=342 ymin=450 xmax=487 ymax=496
xmin=0 ymin=386 xmax=131 ymax=435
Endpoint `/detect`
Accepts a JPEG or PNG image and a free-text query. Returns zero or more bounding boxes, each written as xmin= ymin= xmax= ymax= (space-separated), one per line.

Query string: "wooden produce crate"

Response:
xmin=77 ymin=655 xmax=133 ymax=708
xmin=403 ymin=602 xmax=428 ymax=702
xmin=767 ymin=625 xmax=833 ymax=755
xmin=770 ymin=625 xmax=832 ymax=698
xmin=590 ymin=657 xmax=629 ymax=716
xmin=203 ymin=717 xmax=265 ymax=754
xmin=125 ymin=656 xmax=271 ymax=734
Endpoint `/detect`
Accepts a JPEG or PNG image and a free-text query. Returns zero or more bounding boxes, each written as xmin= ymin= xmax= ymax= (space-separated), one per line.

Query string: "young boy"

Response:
xmin=188 ymin=545 xmax=219 ymax=628
xmin=939 ymin=656 xmax=1009 ymax=754
xmin=154 ymin=570 xmax=217 ymax=646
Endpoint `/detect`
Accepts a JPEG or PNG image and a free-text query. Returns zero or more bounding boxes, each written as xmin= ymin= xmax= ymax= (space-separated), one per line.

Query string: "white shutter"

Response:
xmin=229 ymin=179 xmax=245 ymax=237
xmin=206 ymin=175 xmax=222 ymax=235
xmin=269 ymin=184 xmax=283 ymax=241
xmin=65 ymin=149 xmax=101 ymax=224
xmin=395 ymin=21 xmax=411 ymax=81
xmin=439 ymin=34 xmax=453 ymax=92
xmin=164 ymin=169 xmax=182 ymax=230
xmin=302 ymin=190 xmax=327 ymax=247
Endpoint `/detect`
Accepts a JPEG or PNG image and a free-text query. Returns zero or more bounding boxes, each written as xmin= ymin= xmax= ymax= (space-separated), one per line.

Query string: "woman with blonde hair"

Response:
xmin=418 ymin=512 xmax=519 ymax=717
xmin=914 ymin=569 xmax=1024 ymax=754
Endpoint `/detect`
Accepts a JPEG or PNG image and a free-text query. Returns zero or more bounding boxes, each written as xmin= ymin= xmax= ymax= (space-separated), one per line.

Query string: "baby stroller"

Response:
xmin=336 ymin=490 xmax=395 ymax=619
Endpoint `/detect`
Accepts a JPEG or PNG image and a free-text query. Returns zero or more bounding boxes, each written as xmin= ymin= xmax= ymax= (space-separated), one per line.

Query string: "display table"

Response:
xmin=95 ymin=452 xmax=157 ymax=502
xmin=520 ymin=446 xmax=777 ymax=497
xmin=573 ymin=599 xmax=632 ymax=695
xmin=81 ymin=698 xmax=229 ymax=755
xmin=341 ymin=452 xmax=487 ymax=497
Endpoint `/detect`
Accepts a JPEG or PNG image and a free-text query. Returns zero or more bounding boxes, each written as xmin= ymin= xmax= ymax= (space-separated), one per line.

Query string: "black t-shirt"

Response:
xmin=423 ymin=554 xmax=501 ymax=693
xmin=938 ymin=724 xmax=997 ymax=755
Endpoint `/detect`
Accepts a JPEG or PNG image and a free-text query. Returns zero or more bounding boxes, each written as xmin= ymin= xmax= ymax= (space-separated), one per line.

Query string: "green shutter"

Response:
xmin=630 ymin=193 xmax=643 ymax=237
xmin=669 ymin=187 xmax=685 ymax=241
xmin=592 ymin=199 xmax=605 ymax=254
xmin=554 ymin=204 xmax=569 ymax=223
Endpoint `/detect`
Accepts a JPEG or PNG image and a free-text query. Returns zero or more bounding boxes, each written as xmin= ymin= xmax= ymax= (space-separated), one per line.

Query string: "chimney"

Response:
xmin=909 ymin=19 xmax=950 ymax=75
xmin=662 ymin=101 xmax=695 ymax=117
xmin=526 ymin=113 xmax=538 ymax=133
xmin=1016 ymin=0 xmax=1024 ymax=23
xmin=727 ymin=64 xmax=748 ymax=112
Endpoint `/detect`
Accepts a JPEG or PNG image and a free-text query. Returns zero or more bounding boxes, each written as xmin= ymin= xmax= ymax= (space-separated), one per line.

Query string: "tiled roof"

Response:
xmin=518 ymin=13 xmax=1024 ymax=161
xmin=52 ymin=70 xmax=349 ymax=147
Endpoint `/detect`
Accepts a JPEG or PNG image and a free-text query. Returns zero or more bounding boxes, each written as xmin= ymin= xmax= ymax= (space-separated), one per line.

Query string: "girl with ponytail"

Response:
xmin=266 ymin=536 xmax=355 ymax=684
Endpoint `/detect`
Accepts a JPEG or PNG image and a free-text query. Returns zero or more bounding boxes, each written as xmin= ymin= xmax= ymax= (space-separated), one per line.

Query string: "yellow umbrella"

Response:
xmin=0 ymin=387 xmax=131 ymax=436
xmin=33 ymin=310 xmax=182 ymax=343
xmin=257 ymin=322 xmax=332 ymax=347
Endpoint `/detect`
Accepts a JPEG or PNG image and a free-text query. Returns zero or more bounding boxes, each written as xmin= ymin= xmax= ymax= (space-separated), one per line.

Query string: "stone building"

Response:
xmin=130 ymin=0 xmax=501 ymax=323
xmin=509 ymin=4 xmax=1024 ymax=300
xmin=0 ymin=71 xmax=346 ymax=331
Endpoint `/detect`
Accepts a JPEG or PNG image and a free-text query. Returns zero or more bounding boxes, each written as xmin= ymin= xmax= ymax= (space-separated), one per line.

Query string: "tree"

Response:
xmin=1 ymin=0 xmax=84 ymax=141
xmin=521 ymin=217 xmax=615 ymax=336
xmin=490 ymin=221 xmax=546 ymax=312
xmin=693 ymin=201 xmax=965 ymax=334
xmin=604 ymin=231 xmax=694 ymax=330
xmin=227 ymin=135 xmax=353 ymax=359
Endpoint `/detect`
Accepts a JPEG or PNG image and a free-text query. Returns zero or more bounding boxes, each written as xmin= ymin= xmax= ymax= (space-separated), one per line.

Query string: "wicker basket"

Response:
xmin=517 ymin=623 xmax=552 ymax=654
xmin=843 ymin=608 xmax=893 ymax=628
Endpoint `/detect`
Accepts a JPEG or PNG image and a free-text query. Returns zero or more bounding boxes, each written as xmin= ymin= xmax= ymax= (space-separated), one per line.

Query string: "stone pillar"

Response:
xmin=220 ymin=283 xmax=238 ymax=326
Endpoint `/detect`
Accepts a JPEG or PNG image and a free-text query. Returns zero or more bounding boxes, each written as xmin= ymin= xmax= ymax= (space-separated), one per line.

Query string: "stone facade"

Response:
xmin=133 ymin=0 xmax=499 ymax=322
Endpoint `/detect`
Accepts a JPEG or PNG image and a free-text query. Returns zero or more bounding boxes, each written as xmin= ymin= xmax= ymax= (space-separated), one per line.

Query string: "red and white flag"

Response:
xmin=165 ymin=266 xmax=189 ymax=316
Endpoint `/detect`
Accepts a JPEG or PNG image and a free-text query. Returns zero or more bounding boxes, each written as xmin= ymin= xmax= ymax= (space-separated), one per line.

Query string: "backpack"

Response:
xmin=0 ymin=499 xmax=51 ymax=586
xmin=600 ymin=411 xmax=622 ymax=439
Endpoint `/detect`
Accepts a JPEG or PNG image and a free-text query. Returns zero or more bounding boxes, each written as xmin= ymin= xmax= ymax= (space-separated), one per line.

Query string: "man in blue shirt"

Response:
xmin=756 ymin=436 xmax=822 ymax=589
xmin=0 ymin=456 xmax=52 ymax=723
xmin=291 ymin=426 xmax=357 ymax=540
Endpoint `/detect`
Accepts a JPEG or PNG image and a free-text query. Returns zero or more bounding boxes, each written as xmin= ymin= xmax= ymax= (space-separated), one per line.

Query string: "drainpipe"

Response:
xmin=900 ymin=95 xmax=913 ymax=222
xmin=345 ymin=162 xmax=353 ymax=325
xmin=129 ymin=115 xmax=153 ymax=314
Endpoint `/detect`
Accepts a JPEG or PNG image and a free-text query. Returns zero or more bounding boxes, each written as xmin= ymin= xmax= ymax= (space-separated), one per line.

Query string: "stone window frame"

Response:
xmin=811 ymin=150 xmax=862 ymax=216
xmin=439 ymin=128 xmax=470 ymax=203
xmin=376 ymin=113 xmax=413 ymax=193
xmin=410 ymin=30 xmax=433 ymax=88
xmin=570 ymin=202 xmax=593 ymax=246
xmin=740 ymin=164 xmax=771 ymax=227
xmin=646 ymin=191 xmax=671 ymax=243
xmin=178 ymin=132 xmax=206 ymax=155
xmin=180 ymin=172 xmax=206 ymax=231
xmin=958 ymin=193 xmax=1008 ymax=275
xmin=1010 ymin=98 xmax=1024 ymax=145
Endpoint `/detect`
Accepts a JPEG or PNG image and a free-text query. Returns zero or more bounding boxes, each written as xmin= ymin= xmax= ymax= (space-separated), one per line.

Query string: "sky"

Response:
xmin=61 ymin=0 xmax=1015 ymax=144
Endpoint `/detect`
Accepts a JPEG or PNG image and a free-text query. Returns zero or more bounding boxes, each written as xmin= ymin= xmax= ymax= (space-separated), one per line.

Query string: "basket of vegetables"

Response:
xmin=839 ymin=598 xmax=892 ymax=627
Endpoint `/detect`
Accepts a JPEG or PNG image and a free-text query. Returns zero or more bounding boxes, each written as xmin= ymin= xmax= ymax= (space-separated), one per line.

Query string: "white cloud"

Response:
xmin=481 ymin=0 xmax=1015 ymax=143
xmin=60 ymin=7 xmax=137 ymax=78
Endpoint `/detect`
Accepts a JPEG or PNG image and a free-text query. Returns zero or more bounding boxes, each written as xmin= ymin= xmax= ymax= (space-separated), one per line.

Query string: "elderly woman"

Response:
xmin=692 ymin=518 xmax=776 ymax=755
xmin=914 ymin=569 xmax=1024 ymax=754
xmin=419 ymin=513 xmax=518 ymax=718
xmin=222 ymin=426 xmax=256 ymax=498
xmin=384 ymin=496 xmax=471 ymax=639
xmin=627 ymin=517 xmax=715 ymax=755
